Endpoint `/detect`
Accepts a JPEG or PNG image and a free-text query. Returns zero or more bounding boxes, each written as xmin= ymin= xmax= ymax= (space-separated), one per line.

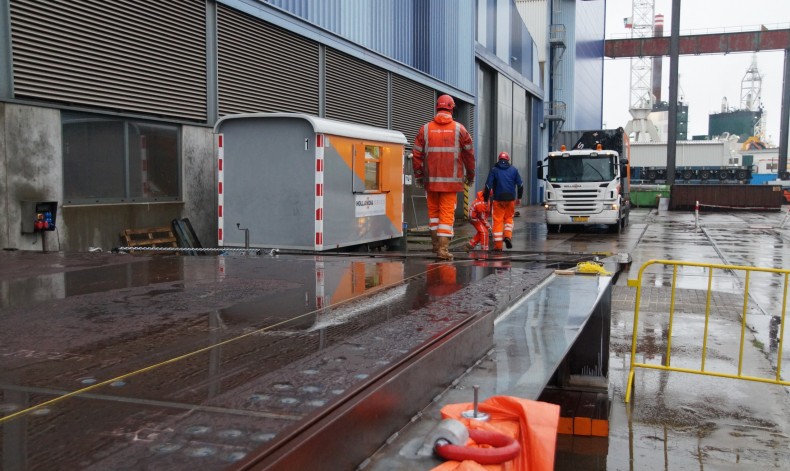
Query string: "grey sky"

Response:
xmin=603 ymin=0 xmax=790 ymax=144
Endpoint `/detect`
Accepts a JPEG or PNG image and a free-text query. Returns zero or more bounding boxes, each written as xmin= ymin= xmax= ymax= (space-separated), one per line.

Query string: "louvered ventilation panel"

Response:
xmin=10 ymin=0 xmax=207 ymax=121
xmin=391 ymin=75 xmax=435 ymax=152
xmin=325 ymin=48 xmax=387 ymax=128
xmin=217 ymin=5 xmax=319 ymax=116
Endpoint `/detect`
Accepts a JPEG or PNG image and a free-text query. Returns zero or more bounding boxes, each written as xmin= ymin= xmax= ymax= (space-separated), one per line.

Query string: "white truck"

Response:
xmin=537 ymin=128 xmax=631 ymax=233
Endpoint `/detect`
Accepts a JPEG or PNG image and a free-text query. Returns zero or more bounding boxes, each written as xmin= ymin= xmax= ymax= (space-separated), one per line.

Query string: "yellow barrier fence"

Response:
xmin=625 ymin=259 xmax=790 ymax=403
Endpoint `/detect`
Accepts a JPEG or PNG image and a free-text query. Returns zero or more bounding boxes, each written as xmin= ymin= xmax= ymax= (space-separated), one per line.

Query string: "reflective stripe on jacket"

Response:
xmin=413 ymin=111 xmax=475 ymax=193
xmin=468 ymin=193 xmax=489 ymax=225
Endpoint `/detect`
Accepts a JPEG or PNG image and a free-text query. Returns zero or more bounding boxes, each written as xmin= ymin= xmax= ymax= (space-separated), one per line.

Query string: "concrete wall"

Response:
xmin=182 ymin=125 xmax=217 ymax=249
xmin=0 ymin=103 xmax=217 ymax=252
xmin=0 ymin=104 xmax=61 ymax=251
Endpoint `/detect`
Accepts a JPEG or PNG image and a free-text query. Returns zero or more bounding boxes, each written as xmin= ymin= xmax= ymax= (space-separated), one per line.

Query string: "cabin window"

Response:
xmin=62 ymin=112 xmax=181 ymax=204
xmin=364 ymin=145 xmax=381 ymax=191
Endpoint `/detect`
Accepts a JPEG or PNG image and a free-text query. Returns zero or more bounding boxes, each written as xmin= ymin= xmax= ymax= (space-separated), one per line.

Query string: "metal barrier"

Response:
xmin=625 ymin=259 xmax=790 ymax=403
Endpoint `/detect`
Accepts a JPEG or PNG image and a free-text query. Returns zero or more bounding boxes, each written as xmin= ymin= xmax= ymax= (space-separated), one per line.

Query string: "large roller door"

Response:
xmin=325 ymin=48 xmax=387 ymax=128
xmin=391 ymin=75 xmax=434 ymax=152
xmin=10 ymin=0 xmax=206 ymax=121
xmin=217 ymin=5 xmax=319 ymax=116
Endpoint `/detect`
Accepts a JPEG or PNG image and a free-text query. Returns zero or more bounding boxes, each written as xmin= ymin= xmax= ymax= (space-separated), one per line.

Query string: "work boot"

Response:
xmin=430 ymin=230 xmax=439 ymax=254
xmin=504 ymin=237 xmax=512 ymax=249
xmin=464 ymin=242 xmax=475 ymax=252
xmin=437 ymin=237 xmax=454 ymax=261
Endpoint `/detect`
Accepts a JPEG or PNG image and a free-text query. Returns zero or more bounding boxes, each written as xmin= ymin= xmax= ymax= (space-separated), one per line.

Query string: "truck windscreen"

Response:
xmin=547 ymin=156 xmax=616 ymax=183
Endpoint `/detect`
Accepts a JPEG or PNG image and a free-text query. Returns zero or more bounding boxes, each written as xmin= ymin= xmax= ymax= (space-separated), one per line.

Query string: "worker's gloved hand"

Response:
xmin=414 ymin=177 xmax=424 ymax=189
xmin=464 ymin=175 xmax=474 ymax=185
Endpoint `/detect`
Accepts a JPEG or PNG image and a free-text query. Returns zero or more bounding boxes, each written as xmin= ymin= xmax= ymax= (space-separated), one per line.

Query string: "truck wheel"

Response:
xmin=682 ymin=170 xmax=693 ymax=180
xmin=647 ymin=170 xmax=657 ymax=181
xmin=737 ymin=169 xmax=748 ymax=180
xmin=700 ymin=170 xmax=710 ymax=180
xmin=609 ymin=222 xmax=621 ymax=234
xmin=718 ymin=170 xmax=728 ymax=180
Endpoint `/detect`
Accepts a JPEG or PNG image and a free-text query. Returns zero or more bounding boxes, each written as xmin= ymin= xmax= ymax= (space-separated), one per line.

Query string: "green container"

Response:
xmin=630 ymin=185 xmax=670 ymax=208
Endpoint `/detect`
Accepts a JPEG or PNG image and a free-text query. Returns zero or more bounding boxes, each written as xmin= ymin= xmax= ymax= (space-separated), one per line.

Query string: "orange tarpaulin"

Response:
xmin=431 ymin=396 xmax=560 ymax=471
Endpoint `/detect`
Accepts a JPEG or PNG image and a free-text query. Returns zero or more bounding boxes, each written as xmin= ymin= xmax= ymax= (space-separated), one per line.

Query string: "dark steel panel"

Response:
xmin=234 ymin=312 xmax=493 ymax=471
xmin=670 ymin=184 xmax=784 ymax=210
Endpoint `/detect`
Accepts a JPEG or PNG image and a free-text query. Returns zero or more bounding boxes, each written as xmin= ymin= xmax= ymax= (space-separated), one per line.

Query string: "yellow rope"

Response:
xmin=576 ymin=261 xmax=612 ymax=275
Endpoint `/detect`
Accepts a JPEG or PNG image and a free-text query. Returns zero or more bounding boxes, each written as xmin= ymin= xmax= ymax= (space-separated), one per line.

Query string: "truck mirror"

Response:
xmin=620 ymin=158 xmax=628 ymax=165
xmin=536 ymin=163 xmax=543 ymax=180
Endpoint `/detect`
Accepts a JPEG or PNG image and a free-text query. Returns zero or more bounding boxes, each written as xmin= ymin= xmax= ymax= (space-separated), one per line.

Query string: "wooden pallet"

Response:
xmin=120 ymin=226 xmax=178 ymax=253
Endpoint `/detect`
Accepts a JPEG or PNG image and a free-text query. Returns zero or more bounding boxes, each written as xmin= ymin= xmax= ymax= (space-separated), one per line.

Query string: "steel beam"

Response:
xmin=605 ymin=29 xmax=790 ymax=58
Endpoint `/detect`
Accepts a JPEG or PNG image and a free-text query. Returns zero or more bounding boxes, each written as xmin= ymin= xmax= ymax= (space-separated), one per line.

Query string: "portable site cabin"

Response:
xmin=214 ymin=113 xmax=408 ymax=251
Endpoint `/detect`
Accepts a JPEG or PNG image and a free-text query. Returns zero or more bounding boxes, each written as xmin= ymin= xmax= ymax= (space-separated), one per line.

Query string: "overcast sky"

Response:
xmin=603 ymin=0 xmax=790 ymax=144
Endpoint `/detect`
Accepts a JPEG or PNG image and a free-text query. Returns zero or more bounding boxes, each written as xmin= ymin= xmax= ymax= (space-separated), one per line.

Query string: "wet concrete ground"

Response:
xmin=521 ymin=205 xmax=790 ymax=470
xmin=398 ymin=205 xmax=790 ymax=470
xmin=2 ymin=204 xmax=790 ymax=470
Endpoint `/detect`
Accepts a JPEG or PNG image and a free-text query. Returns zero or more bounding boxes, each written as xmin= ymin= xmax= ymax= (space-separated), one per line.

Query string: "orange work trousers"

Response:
xmin=469 ymin=220 xmax=489 ymax=250
xmin=491 ymin=200 xmax=516 ymax=245
xmin=427 ymin=191 xmax=458 ymax=238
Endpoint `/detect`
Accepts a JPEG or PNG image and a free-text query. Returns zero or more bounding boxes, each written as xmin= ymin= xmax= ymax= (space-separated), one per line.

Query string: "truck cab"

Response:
xmin=538 ymin=140 xmax=630 ymax=233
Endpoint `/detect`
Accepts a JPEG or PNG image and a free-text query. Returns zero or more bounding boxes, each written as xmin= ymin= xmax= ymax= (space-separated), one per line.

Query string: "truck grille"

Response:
xmin=558 ymin=188 xmax=603 ymax=213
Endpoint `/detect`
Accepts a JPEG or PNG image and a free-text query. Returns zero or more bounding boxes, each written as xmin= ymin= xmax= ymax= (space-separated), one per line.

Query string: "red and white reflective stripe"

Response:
xmin=315 ymin=133 xmax=325 ymax=250
xmin=218 ymin=257 xmax=226 ymax=281
xmin=401 ymin=149 xmax=405 ymax=235
xmin=217 ymin=134 xmax=224 ymax=246
xmin=140 ymin=135 xmax=149 ymax=196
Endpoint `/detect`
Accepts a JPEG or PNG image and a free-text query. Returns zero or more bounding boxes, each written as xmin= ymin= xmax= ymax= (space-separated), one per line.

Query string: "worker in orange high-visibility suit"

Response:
xmin=465 ymin=190 xmax=490 ymax=251
xmin=412 ymin=94 xmax=476 ymax=261
xmin=484 ymin=152 xmax=523 ymax=251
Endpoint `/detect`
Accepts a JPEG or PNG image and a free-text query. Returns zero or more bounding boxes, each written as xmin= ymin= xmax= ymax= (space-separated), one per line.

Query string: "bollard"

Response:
xmin=695 ymin=200 xmax=700 ymax=231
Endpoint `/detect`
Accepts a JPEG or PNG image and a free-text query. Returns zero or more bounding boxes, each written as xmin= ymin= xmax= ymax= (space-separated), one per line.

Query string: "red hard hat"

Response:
xmin=498 ymin=152 xmax=510 ymax=161
xmin=436 ymin=94 xmax=455 ymax=111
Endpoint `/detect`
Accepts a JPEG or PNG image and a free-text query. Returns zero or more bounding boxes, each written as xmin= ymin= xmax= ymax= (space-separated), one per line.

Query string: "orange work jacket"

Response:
xmin=413 ymin=111 xmax=475 ymax=193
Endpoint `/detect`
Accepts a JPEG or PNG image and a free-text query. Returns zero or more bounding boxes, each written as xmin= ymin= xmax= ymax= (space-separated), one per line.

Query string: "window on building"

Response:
xmin=364 ymin=145 xmax=381 ymax=191
xmin=62 ymin=112 xmax=181 ymax=204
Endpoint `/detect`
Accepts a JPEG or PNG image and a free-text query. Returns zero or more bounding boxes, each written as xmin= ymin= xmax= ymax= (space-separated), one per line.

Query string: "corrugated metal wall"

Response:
xmin=265 ymin=0 xmax=475 ymax=94
xmin=552 ymin=0 xmax=576 ymax=126
xmin=573 ymin=0 xmax=604 ymax=129
xmin=217 ymin=5 xmax=319 ymax=116
xmin=9 ymin=0 xmax=207 ymax=121
xmin=516 ymin=0 xmax=548 ymax=63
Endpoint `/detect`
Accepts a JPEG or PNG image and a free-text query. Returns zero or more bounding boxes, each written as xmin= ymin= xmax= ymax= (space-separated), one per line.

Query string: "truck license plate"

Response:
xmin=572 ymin=216 xmax=589 ymax=222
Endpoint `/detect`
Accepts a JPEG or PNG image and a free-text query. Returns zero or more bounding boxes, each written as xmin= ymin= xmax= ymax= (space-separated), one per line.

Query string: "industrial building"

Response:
xmin=0 ymin=0 xmax=605 ymax=252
